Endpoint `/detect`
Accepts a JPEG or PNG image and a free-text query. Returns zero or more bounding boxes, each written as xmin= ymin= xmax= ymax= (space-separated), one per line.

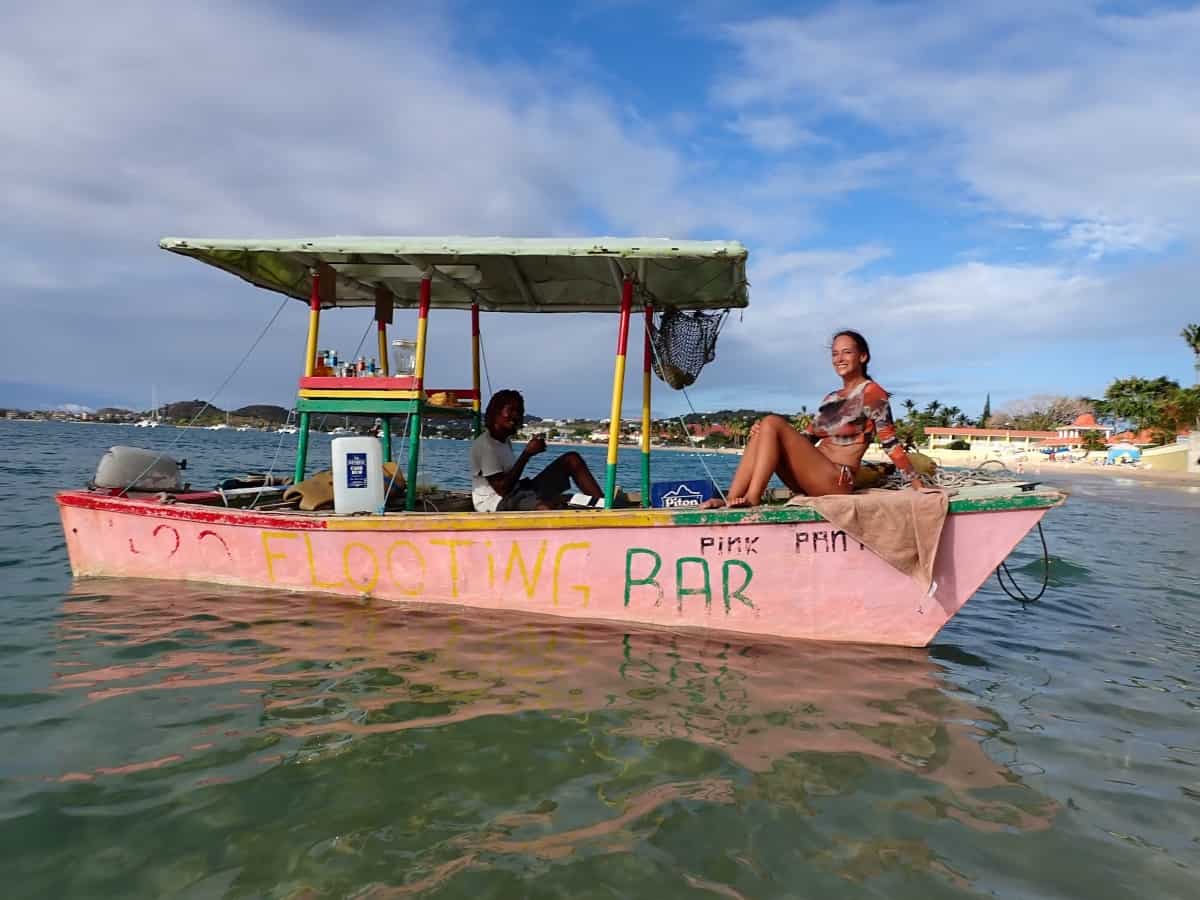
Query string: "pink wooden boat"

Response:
xmin=57 ymin=236 xmax=1065 ymax=647
xmin=57 ymin=484 xmax=1062 ymax=648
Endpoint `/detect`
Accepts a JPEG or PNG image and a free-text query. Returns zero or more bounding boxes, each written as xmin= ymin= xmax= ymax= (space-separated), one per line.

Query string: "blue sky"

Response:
xmin=2 ymin=0 xmax=1198 ymax=419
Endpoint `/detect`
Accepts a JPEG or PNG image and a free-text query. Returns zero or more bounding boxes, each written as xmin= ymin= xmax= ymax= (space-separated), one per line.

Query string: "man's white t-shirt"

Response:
xmin=470 ymin=432 xmax=516 ymax=512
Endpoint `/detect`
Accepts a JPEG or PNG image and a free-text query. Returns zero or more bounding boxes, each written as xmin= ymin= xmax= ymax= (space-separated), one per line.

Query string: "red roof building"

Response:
xmin=1057 ymin=413 xmax=1113 ymax=440
xmin=1108 ymin=427 xmax=1192 ymax=447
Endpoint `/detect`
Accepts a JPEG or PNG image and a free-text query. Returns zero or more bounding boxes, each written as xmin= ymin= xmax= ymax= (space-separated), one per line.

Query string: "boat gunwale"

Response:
xmin=56 ymin=487 xmax=1066 ymax=533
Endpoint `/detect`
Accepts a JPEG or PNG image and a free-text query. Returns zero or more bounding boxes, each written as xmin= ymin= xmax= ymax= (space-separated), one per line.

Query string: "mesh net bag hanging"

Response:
xmin=648 ymin=307 xmax=728 ymax=389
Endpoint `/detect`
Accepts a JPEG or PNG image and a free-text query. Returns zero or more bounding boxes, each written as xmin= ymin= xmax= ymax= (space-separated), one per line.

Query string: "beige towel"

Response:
xmin=802 ymin=488 xmax=949 ymax=593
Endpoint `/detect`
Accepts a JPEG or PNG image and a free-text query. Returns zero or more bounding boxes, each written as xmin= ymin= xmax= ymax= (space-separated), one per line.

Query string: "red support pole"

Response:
xmin=304 ymin=269 xmax=322 ymax=377
xmin=641 ymin=302 xmax=653 ymax=506
xmin=471 ymin=303 xmax=482 ymax=436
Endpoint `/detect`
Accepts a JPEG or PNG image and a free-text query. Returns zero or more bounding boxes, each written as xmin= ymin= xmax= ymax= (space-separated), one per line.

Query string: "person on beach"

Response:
xmin=470 ymin=389 xmax=604 ymax=511
xmin=701 ymin=330 xmax=923 ymax=509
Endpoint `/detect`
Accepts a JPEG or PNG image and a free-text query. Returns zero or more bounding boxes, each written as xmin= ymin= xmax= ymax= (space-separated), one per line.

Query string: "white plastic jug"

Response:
xmin=332 ymin=436 xmax=385 ymax=514
xmin=390 ymin=339 xmax=417 ymax=376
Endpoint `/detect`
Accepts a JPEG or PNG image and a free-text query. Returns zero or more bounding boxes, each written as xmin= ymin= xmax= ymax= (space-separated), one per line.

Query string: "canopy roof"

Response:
xmin=159 ymin=236 xmax=749 ymax=313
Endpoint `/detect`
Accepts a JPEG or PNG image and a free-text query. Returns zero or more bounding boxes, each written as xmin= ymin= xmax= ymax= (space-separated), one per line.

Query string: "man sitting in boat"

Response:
xmin=470 ymin=389 xmax=604 ymax=511
xmin=703 ymin=330 xmax=923 ymax=508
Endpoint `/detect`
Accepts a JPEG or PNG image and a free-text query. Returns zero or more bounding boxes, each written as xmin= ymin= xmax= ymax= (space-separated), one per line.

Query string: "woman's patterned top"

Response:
xmin=805 ymin=380 xmax=915 ymax=473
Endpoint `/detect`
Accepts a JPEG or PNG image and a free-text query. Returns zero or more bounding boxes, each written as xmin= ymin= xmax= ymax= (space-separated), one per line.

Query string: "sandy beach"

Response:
xmin=1015 ymin=457 xmax=1200 ymax=487
xmin=891 ymin=449 xmax=1200 ymax=488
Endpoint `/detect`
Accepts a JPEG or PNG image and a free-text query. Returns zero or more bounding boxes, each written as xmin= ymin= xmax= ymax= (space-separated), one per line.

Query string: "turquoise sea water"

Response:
xmin=1 ymin=420 xmax=1199 ymax=898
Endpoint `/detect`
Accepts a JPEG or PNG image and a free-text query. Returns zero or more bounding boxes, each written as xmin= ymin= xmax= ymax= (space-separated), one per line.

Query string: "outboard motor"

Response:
xmin=93 ymin=446 xmax=186 ymax=492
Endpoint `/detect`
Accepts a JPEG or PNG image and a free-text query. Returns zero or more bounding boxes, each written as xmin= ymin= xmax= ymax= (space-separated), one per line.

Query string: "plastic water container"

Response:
xmin=332 ymin=436 xmax=384 ymax=514
xmin=390 ymin=339 xmax=416 ymax=376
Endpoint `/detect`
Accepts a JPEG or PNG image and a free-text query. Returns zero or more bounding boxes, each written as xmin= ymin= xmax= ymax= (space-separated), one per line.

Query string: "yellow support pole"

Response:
xmin=405 ymin=275 xmax=432 ymax=510
xmin=604 ymin=275 xmax=634 ymax=506
xmin=377 ymin=324 xmax=389 ymax=375
xmin=374 ymin=285 xmax=394 ymax=459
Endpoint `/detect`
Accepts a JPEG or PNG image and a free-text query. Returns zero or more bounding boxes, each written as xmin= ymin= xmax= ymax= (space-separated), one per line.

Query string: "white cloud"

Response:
xmin=703 ymin=244 xmax=1196 ymax=412
xmin=752 ymin=244 xmax=891 ymax=282
xmin=1052 ymin=219 xmax=1174 ymax=259
xmin=0 ymin=1 xmax=721 ymax=412
xmin=718 ymin=2 xmax=1200 ymax=255
xmin=3 ymin=0 xmax=1197 ymax=419
xmin=728 ymin=114 xmax=822 ymax=152
xmin=0 ymin=2 xmax=702 ymax=243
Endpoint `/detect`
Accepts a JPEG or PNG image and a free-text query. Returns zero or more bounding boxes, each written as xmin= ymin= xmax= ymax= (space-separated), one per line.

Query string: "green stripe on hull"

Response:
xmin=671 ymin=490 xmax=1064 ymax=527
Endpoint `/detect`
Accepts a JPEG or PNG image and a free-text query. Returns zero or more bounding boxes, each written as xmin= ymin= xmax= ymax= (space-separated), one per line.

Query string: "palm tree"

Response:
xmin=1184 ymin=323 xmax=1200 ymax=385
xmin=791 ymin=405 xmax=814 ymax=432
xmin=727 ymin=418 xmax=749 ymax=448
xmin=902 ymin=398 xmax=916 ymax=418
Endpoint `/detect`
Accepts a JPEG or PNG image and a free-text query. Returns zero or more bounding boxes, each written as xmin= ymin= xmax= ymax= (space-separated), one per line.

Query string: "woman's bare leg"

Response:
xmin=728 ymin=415 xmax=847 ymax=506
xmin=700 ymin=423 xmax=764 ymax=508
xmin=723 ymin=416 xmax=785 ymax=506
xmin=725 ymin=430 xmax=763 ymax=498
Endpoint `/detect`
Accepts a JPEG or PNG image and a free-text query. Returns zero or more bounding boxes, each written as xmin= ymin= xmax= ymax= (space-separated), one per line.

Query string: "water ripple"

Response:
xmin=2 ymin=420 xmax=1199 ymax=897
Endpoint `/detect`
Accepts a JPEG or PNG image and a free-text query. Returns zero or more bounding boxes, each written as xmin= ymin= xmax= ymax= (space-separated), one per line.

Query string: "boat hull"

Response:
xmin=57 ymin=490 xmax=1053 ymax=647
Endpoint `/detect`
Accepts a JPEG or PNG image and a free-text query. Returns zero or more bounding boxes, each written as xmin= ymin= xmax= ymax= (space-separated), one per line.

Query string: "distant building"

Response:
xmin=928 ymin=419 xmax=1188 ymax=452
xmin=1108 ymin=427 xmax=1192 ymax=447
xmin=1056 ymin=413 xmax=1113 ymax=441
xmin=924 ymin=427 xmax=1057 ymax=451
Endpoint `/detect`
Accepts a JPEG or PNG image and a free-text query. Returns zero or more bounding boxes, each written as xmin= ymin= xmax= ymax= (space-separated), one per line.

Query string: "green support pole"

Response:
xmin=294 ymin=411 xmax=311 ymax=484
xmin=381 ymin=416 xmax=392 ymax=462
xmin=641 ymin=452 xmax=651 ymax=508
xmin=405 ymin=412 xmax=421 ymax=511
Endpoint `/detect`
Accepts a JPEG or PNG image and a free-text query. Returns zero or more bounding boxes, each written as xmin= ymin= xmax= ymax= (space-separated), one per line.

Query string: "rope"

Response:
xmin=874 ymin=458 xmax=1053 ymax=602
xmin=479 ymin=330 xmax=495 ymax=397
xmin=248 ymin=426 xmax=291 ymax=509
xmin=996 ymin=522 xmax=1050 ymax=603
xmin=877 ymin=459 xmax=1027 ymax=491
xmin=379 ymin=409 xmax=411 ymax=511
xmin=117 ymin=295 xmax=290 ymax=496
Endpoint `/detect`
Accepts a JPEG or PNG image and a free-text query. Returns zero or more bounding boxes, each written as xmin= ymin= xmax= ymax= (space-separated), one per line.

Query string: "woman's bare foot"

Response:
xmin=726 ymin=496 xmax=753 ymax=508
xmin=699 ymin=497 xmax=726 ymax=509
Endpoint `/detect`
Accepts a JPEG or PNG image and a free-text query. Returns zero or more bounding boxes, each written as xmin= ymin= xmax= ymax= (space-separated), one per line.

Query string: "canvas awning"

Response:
xmin=159 ymin=236 xmax=749 ymax=313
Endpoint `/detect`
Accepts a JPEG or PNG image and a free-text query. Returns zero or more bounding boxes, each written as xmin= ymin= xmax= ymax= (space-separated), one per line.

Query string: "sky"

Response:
xmin=2 ymin=0 xmax=1199 ymax=420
